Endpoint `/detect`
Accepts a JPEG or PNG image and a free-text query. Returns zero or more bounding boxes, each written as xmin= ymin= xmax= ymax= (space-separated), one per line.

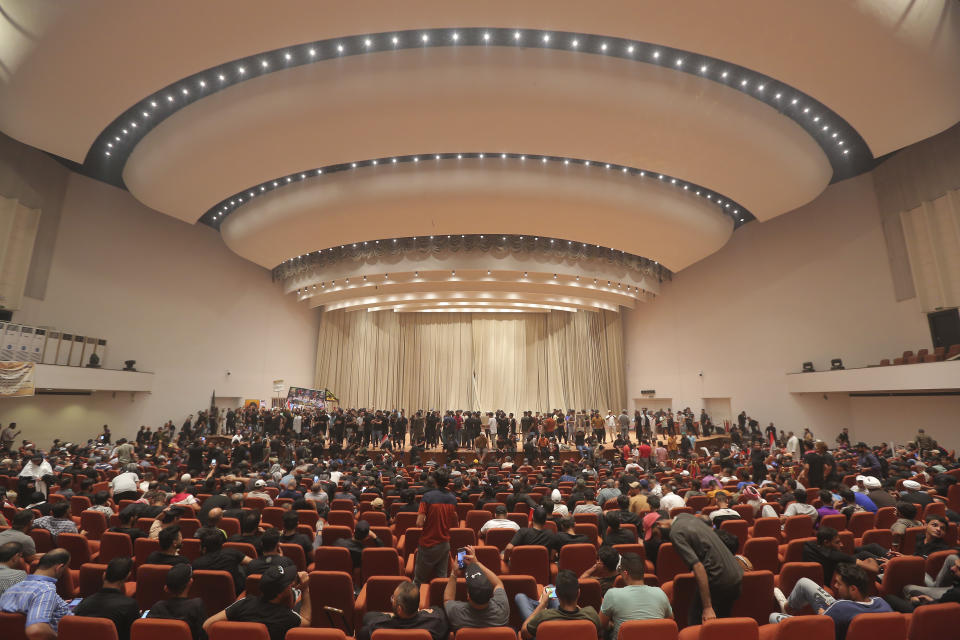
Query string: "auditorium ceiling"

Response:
xmin=1 ymin=1 xmax=959 ymax=312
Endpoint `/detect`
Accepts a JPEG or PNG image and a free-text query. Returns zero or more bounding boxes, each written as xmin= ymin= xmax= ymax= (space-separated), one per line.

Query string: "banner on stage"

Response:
xmin=0 ymin=361 xmax=35 ymax=397
xmin=286 ymin=386 xmax=326 ymax=410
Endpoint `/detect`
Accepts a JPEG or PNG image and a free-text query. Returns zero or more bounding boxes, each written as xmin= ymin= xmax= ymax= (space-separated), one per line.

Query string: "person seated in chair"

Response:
xmin=598 ymin=553 xmax=672 ymax=639
xmin=770 ymin=563 xmax=891 ymax=640
xmin=32 ymin=503 xmax=78 ymax=542
xmin=74 ymin=557 xmax=139 ymax=640
xmin=278 ymin=510 xmax=314 ymax=560
xmin=442 ymin=546 xmax=509 ymax=630
xmin=245 ymin=529 xmax=297 ymax=576
xmin=580 ymin=545 xmax=621 ymax=595
xmin=518 ymin=569 xmax=602 ymax=639
xmin=147 ymin=564 xmax=207 ymax=640
xmin=333 ymin=519 xmax=383 ymax=570
xmin=109 ymin=505 xmax=148 ymax=543
xmin=203 ymin=564 xmax=311 ymax=640
xmin=193 ymin=531 xmax=252 ymax=595
xmin=914 ymin=514 xmax=950 ymax=558
xmin=602 ymin=511 xmax=635 ymax=546
xmin=228 ymin=510 xmax=264 ymax=556
xmin=479 ymin=505 xmax=520 ymax=539
xmin=0 ymin=548 xmax=72 ymax=639
xmin=145 ymin=524 xmax=191 ymax=567
xmin=356 ymin=580 xmax=448 ymax=640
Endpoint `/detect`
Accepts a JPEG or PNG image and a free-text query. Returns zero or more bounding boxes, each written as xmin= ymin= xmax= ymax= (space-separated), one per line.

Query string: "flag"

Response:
xmin=324 ymin=388 xmax=339 ymax=402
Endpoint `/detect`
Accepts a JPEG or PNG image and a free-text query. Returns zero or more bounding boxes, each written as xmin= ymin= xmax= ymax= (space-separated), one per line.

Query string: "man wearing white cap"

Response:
xmin=900 ymin=479 xmax=933 ymax=508
xmin=247 ymin=479 xmax=274 ymax=506
xmin=862 ymin=476 xmax=895 ymax=509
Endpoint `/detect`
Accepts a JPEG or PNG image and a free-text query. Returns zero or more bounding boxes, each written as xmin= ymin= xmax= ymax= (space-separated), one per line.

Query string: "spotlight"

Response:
xmin=801 ymin=362 xmax=815 ymax=373
xmin=830 ymin=358 xmax=845 ymax=370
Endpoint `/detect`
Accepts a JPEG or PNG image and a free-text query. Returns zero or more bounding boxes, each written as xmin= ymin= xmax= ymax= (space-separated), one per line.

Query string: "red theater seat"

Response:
xmin=131 ymin=618 xmax=194 ymax=640
xmin=208 ymin=621 xmax=270 ymax=640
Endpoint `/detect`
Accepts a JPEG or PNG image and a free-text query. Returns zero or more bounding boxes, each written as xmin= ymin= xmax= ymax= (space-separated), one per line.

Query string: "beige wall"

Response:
xmin=1 ymin=172 xmax=320 ymax=448
xmin=623 ymin=172 xmax=960 ymax=448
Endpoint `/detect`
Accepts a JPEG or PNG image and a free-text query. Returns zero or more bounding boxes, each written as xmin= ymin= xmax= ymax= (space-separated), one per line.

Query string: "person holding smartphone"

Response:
xmin=443 ymin=546 xmax=508 ymax=630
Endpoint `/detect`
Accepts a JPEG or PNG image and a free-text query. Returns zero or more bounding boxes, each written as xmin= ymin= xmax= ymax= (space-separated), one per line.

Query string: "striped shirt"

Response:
xmin=33 ymin=516 xmax=78 ymax=541
xmin=0 ymin=575 xmax=71 ymax=629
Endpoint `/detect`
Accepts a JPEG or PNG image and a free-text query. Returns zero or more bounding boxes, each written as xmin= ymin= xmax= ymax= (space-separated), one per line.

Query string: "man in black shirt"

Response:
xmin=246 ymin=529 xmax=297 ymax=576
xmin=278 ymin=511 xmax=314 ymax=561
xmin=74 ymin=557 xmax=140 ymax=640
xmin=801 ymin=527 xmax=881 ymax=585
xmin=334 ymin=520 xmax=383 ymax=570
xmin=109 ymin=506 xmax=148 ymax=544
xmin=506 ymin=507 xmax=558 ymax=564
xmin=601 ymin=512 xmax=636 ymax=546
xmin=204 ymin=564 xmax=310 ymax=640
xmin=915 ymin=515 xmax=950 ymax=558
xmin=228 ymin=511 xmax=264 ymax=556
xmin=556 ymin=518 xmax=590 ymax=546
xmin=147 ymin=564 xmax=207 ymax=640
xmin=145 ymin=525 xmax=192 ymax=567
xmin=357 ymin=580 xmax=448 ymax=640
xmin=193 ymin=531 xmax=252 ymax=595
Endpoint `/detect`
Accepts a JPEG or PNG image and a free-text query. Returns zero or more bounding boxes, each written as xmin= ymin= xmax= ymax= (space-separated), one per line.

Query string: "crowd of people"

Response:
xmin=0 ymin=410 xmax=957 ymax=640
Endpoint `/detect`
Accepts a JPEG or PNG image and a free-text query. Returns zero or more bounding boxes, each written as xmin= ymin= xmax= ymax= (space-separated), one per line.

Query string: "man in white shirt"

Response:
xmin=246 ymin=479 xmax=274 ymax=506
xmin=479 ymin=505 xmax=520 ymax=539
xmin=786 ymin=432 xmax=801 ymax=459
xmin=293 ymin=413 xmax=303 ymax=434
xmin=605 ymin=411 xmax=617 ymax=442
xmin=659 ymin=485 xmax=685 ymax=512
xmin=110 ymin=464 xmax=141 ymax=501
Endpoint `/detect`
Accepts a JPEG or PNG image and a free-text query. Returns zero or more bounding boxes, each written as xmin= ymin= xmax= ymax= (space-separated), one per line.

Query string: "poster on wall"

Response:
xmin=42 ymin=330 xmax=60 ymax=364
xmin=0 ymin=361 xmax=35 ymax=397
xmin=56 ymin=333 xmax=72 ymax=365
xmin=68 ymin=334 xmax=85 ymax=367
xmin=1 ymin=324 xmax=20 ymax=361
xmin=285 ymin=386 xmax=326 ymax=410
xmin=28 ymin=328 xmax=45 ymax=363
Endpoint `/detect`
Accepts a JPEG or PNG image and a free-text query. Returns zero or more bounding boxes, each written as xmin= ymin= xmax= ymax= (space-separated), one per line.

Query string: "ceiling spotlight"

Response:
xmin=700 ymin=65 xmax=708 ymax=73
xmin=457 ymin=154 xmax=462 ymax=158
xmin=843 ymin=149 xmax=849 ymax=155
xmin=198 ymin=80 xmax=206 ymax=88
xmin=813 ymin=116 xmax=820 ymax=122
xmin=451 ymin=270 xmax=456 ymax=276
xmin=627 ymin=45 xmax=635 ymax=53
xmin=671 ymin=178 xmax=676 ymax=184
xmin=309 ymin=48 xmax=316 ymax=56
xmin=150 ymin=100 xmax=158 ymax=107
xmin=622 ymin=167 xmax=628 ymax=172
xmin=105 ymin=151 xmax=111 ymax=156
xmin=542 ymin=33 xmax=550 ymax=42
xmin=564 ymin=159 xmax=570 ymax=164
xmin=421 ymin=33 xmax=429 ymax=42
xmin=740 ymin=79 xmax=747 ymax=86
xmin=392 ymin=158 xmax=397 ymax=163
xmin=107 ymin=142 xmax=113 ymax=148
xmin=181 ymin=88 xmax=189 ymax=95
xmin=775 ymin=93 xmax=782 ymax=99
xmin=605 ymin=164 xmax=610 ymax=168
xmin=273 ymin=181 xmax=278 ymax=186
xmin=721 ymin=71 xmax=728 ymax=78
xmin=238 ymin=66 xmax=246 ymax=74
xmin=413 ymin=156 xmax=419 ymax=162
xmin=792 ymin=98 xmax=799 ymax=104
xmin=372 ymin=160 xmax=377 ymax=165
xmin=286 ymin=177 xmax=291 ymax=182
xmin=652 ymin=50 xmax=660 ymax=59
xmin=260 ymin=60 xmax=269 ymax=69
xmin=514 ymin=31 xmax=521 ymax=40
xmin=414 ymin=271 xmax=419 ymax=277
xmin=585 ymin=161 xmax=590 ymax=165
xmin=483 ymin=32 xmax=490 ymax=41
xmin=166 ymin=95 xmax=174 ymax=102
xmin=758 ymin=84 xmax=765 ymax=91
xmin=600 ymin=42 xmax=608 ymax=51
xmin=435 ymin=154 xmax=441 ymax=159
xmin=351 ymin=162 xmax=357 ymax=167
xmin=501 ymin=153 xmax=507 ymax=158
xmin=541 ymin=157 xmax=547 ymax=163
xmin=364 ymin=38 xmax=372 ymax=47
xmin=337 ymin=44 xmax=344 ymax=52
xmin=478 ymin=153 xmax=484 ymax=158
xmin=451 ymin=32 xmax=459 ymax=41
xmin=260 ymin=186 xmax=265 ymax=191
xmin=675 ymin=58 xmax=683 ymax=66
xmin=521 ymin=155 xmax=526 ymax=160
xmin=523 ymin=272 xmax=528 ymax=277
xmin=571 ymin=39 xmax=579 ymax=47
xmin=391 ymin=37 xmax=398 ymax=45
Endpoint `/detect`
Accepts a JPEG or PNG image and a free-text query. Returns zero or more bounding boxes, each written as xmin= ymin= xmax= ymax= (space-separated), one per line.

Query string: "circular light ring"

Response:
xmin=273 ymin=233 xmax=672 ymax=284
xmin=85 ymin=27 xmax=871 ymax=187
xmin=209 ymin=153 xmax=752 ymax=229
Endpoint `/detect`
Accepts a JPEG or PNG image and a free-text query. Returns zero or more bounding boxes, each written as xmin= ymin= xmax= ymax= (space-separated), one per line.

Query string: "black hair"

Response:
xmin=354 ymin=520 xmax=371 ymax=540
xmin=605 ymin=511 xmax=621 ymax=530
xmin=616 ymin=495 xmax=630 ymax=509
xmin=597 ymin=545 xmax=619 ymax=571
xmin=618 ymin=552 xmax=644 ymax=579
xmin=93 ymin=490 xmax=110 ymax=505
xmin=12 ymin=510 xmax=33 ymax=529
xmin=816 ymin=526 xmax=839 ymax=546
xmin=532 ymin=506 xmax=547 ymax=525
xmin=158 ymin=524 xmax=181 ymax=551
xmin=896 ymin=502 xmax=917 ymax=520
xmin=201 ymin=531 xmax=224 ymax=553
xmin=835 ymin=562 xmax=869 ymax=593
xmin=282 ymin=510 xmax=299 ymax=530
xmin=554 ymin=569 xmax=580 ymax=602
xmin=0 ymin=541 xmax=24 ymax=562
xmin=105 ymin=556 xmax=133 ymax=582
xmin=261 ymin=528 xmax=281 ymax=552
xmin=715 ymin=529 xmax=740 ymax=556
xmin=793 ymin=489 xmax=807 ymax=504
xmin=51 ymin=502 xmax=70 ymax=518
xmin=432 ymin=469 xmax=449 ymax=489
xmin=240 ymin=510 xmax=261 ymax=533
xmin=37 ymin=549 xmax=70 ymax=569
xmin=818 ymin=490 xmax=834 ymax=505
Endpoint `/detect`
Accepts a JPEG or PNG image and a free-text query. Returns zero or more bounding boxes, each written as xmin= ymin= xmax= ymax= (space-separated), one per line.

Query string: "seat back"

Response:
xmin=322 ymin=525 xmax=354 ymax=548
xmin=860 ymin=529 xmax=893 ymax=550
xmin=818 ymin=514 xmax=847 ymax=531
xmin=719 ymin=520 xmax=749 ymax=552
xmin=371 ymin=630 xmax=432 ymax=640
xmin=393 ymin=512 xmax=419 ymax=536
xmin=574 ymin=523 xmax=600 ymax=547
xmin=654 ymin=543 xmax=689 ymax=584
xmin=224 ymin=541 xmax=258 ymax=559
xmin=78 ymin=562 xmax=108 ymax=597
xmin=611 ymin=544 xmax=646 ymax=565
xmin=464 ymin=511 xmax=492 ymax=536
xmin=423 ymin=577 xmax=467 ymax=608
xmin=260 ymin=507 xmax=285 ymax=529
xmin=136 ymin=564 xmax=172 ymax=610
xmin=908 ymin=602 xmax=960 ymax=640
xmin=484 ymin=527 xmax=516 ymax=551
xmin=308 ymin=571 xmax=355 ymax=631
xmin=782 ymin=538 xmax=815 ymax=564
xmin=847 ymin=511 xmax=875 ymax=538
xmin=220 ymin=518 xmax=241 ymax=537
xmin=130 ymin=618 xmax=194 ymax=640
xmin=327 ymin=510 xmax=355 ymax=530
xmin=58 ymin=532 xmax=92 ymax=568
xmin=314 ymin=546 xmax=353 ymax=575
xmin=742 ymin=537 xmax=779 ymax=573
xmin=777 ymin=563 xmax=824 ymax=597
xmin=559 ymin=544 xmax=598 ymax=576
xmin=473 ymin=545 xmax=503 ymax=575
xmin=449 ymin=527 xmax=477 ymax=550
xmin=0 ymin=613 xmax=27 ymax=640
xmin=845 ymin=611 xmax=906 ymax=640
xmin=783 ymin=516 xmax=814 ymax=541
xmin=362 ymin=547 xmax=402 ymax=582
xmin=617 ymin=619 xmax=677 ymax=640
xmin=875 ymin=507 xmax=897 ymax=530
xmin=730 ymin=570 xmax=775 ymax=625
xmin=189 ymin=570 xmax=237 ymax=616
xmin=59 ymin=615 xmax=119 ymax=640
xmin=208 ymin=621 xmax=271 ymax=640
xmin=455 ymin=627 xmax=518 ymax=640
xmin=81 ymin=510 xmax=109 ymax=540
xmin=899 ymin=527 xmax=925 ymax=556
xmin=501 ymin=575 xmax=539 ymax=628
xmin=278 ymin=543 xmax=308 ymax=571
xmin=70 ymin=495 xmax=92 ymax=517
xmin=508 ymin=545 xmax=550 ymax=586
xmin=179 ymin=519 xmax=200 ymax=539
xmin=879 ymin=556 xmax=926 ymax=597
xmin=699 ymin=617 xmax=759 ymax=640
xmin=766 ymin=615 xmax=835 ymax=640
xmin=363 ymin=576 xmax=411 ymax=614
xmin=536 ymin=619 xmax=599 ymax=640
xmin=577 ymin=577 xmax=602 ymax=611
xmin=750 ymin=517 xmax=780 ymax=540
xmin=29 ymin=527 xmax=54 ymax=553
xmin=732 ymin=504 xmax=755 ymax=525
xmin=99 ymin=531 xmax=134 ymax=563
xmin=134 ymin=537 xmax=161 ymax=568
xmin=360 ymin=511 xmax=388 ymax=528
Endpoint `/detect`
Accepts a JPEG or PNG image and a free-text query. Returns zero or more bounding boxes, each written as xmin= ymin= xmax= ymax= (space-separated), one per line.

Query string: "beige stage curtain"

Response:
xmin=901 ymin=189 xmax=960 ymax=312
xmin=315 ymin=310 xmax=626 ymax=413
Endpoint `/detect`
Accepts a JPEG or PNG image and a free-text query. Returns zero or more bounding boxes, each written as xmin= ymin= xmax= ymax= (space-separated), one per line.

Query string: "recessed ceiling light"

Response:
xmin=483 ymin=32 xmax=490 ymax=41
xmin=514 ymin=31 xmax=521 ymax=40
xmin=571 ymin=39 xmax=579 ymax=47
xmin=284 ymin=52 xmax=292 ymax=60
xmin=421 ymin=34 xmax=429 ymax=42
xmin=652 ymin=50 xmax=660 ymax=58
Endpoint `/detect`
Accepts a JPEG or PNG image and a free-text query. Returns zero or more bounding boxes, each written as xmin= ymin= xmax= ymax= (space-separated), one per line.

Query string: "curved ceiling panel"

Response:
xmin=1 ymin=1 xmax=958 ymax=162
xmin=124 ymin=47 xmax=832 ymax=225
xmin=220 ymin=160 xmax=732 ymax=272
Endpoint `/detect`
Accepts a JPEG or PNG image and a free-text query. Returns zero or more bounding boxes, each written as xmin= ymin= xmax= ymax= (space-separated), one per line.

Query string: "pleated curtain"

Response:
xmin=315 ymin=310 xmax=627 ymax=413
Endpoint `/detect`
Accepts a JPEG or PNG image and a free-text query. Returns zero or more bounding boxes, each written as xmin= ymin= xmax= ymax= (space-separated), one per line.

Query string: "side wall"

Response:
xmin=1 ymin=172 xmax=320 ymax=447
xmin=623 ymin=172 xmax=960 ymax=448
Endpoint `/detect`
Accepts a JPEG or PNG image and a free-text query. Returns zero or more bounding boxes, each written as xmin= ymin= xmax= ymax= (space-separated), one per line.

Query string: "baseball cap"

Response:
xmin=260 ymin=564 xmax=297 ymax=600
xmin=255 ymin=479 xmax=266 ymax=488
xmin=464 ymin=563 xmax=494 ymax=604
xmin=370 ymin=497 xmax=384 ymax=509
xmin=642 ymin=512 xmax=662 ymax=541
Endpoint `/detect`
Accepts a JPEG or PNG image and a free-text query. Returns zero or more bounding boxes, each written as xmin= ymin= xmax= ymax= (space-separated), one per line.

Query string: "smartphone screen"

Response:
xmin=456 ymin=548 xmax=466 ymax=569
xmin=544 ymin=586 xmax=556 ymax=598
